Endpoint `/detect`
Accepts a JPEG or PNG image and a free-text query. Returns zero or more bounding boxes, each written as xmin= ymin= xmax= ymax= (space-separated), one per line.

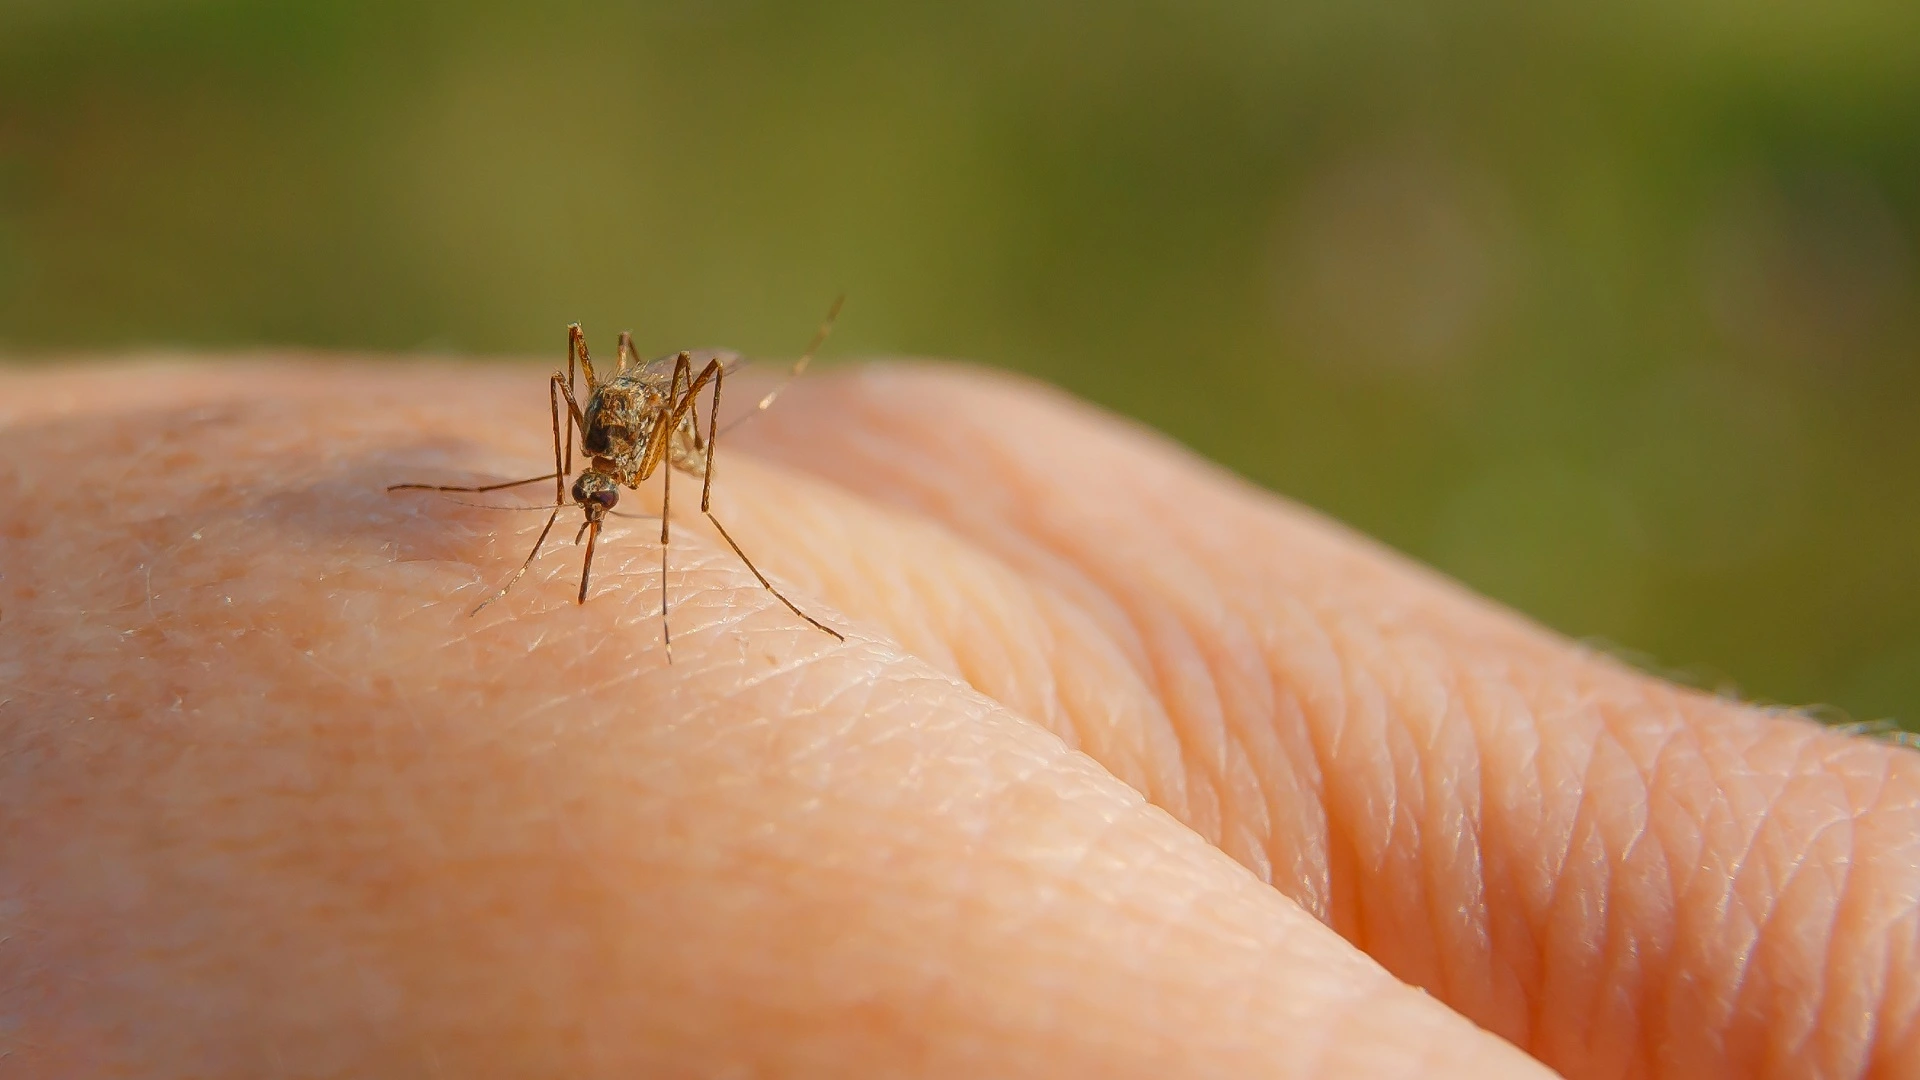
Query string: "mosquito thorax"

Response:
xmin=580 ymin=382 xmax=661 ymax=460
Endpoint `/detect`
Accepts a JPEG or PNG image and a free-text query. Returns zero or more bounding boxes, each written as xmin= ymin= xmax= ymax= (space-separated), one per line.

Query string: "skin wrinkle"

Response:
xmin=869 ymin=531 xmax=970 ymax=702
xmin=1269 ymin=591 xmax=1352 ymax=929
xmin=754 ymin=386 xmax=1215 ymax=815
xmin=1097 ymin=491 xmax=1318 ymax=891
xmin=1871 ymin=873 xmax=1920 ymax=1076
xmin=1813 ymin=792 xmax=1896 ymax=1074
xmin=706 ymin=459 xmax=1193 ymax=812
xmin=1780 ymin=821 xmax=1854 ymax=1072
xmin=1589 ymin=757 xmax=1637 ymax=1077
xmin=1860 ymin=758 xmax=1920 ymax=1075
xmin=1175 ymin=533 xmax=1290 ymax=887
xmin=972 ymin=591 xmax=1061 ymax=746
xmin=1466 ymin=663 xmax=1555 ymax=1046
xmin=1324 ymin=614 xmax=1410 ymax=943
xmin=1254 ymin=614 xmax=1336 ymax=919
xmin=1074 ymin=573 xmax=1230 ymax=843
xmin=1734 ymin=768 xmax=1852 ymax=1067
xmin=1686 ymin=721 xmax=1873 ymax=1076
xmin=889 ymin=527 xmax=1062 ymax=746
xmin=1684 ymin=721 xmax=1799 ymax=1076
xmin=1601 ymin=741 xmax=1657 ymax=1075
xmin=1326 ymin=608 xmax=1432 ymax=975
xmin=1141 ymin=572 xmax=1265 ymax=869
xmin=978 ymin=466 xmax=1241 ymax=851
xmin=1447 ymin=703 xmax=1495 ymax=1022
xmin=1813 ymin=767 xmax=1875 ymax=1074
xmin=1394 ymin=631 xmax=1486 ymax=1014
xmin=1294 ymin=563 xmax=1470 ymax=944
xmin=1102 ymin=493 xmax=1308 ymax=884
xmin=1637 ymin=701 xmax=1726 ymax=1074
xmin=1548 ymin=698 xmax=1631 ymax=1068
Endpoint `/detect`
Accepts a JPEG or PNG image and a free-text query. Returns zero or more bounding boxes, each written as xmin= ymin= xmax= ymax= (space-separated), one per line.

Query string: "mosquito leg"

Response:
xmin=662 ymin=356 xmax=721 ymax=435
xmin=472 ymin=504 xmax=562 ymax=616
xmin=568 ymin=324 xmax=603 ymax=476
xmin=617 ymin=395 xmax=681 ymax=659
xmin=667 ymin=348 xmax=708 ymax=454
xmin=659 ymin=432 xmax=674 ymax=665
xmin=548 ymin=370 xmax=567 ymax=507
xmin=634 ymin=352 xmax=695 ymax=487
xmin=679 ymin=349 xmax=702 ymax=449
xmin=657 ymin=360 xmax=687 ymax=662
xmin=701 ymin=358 xmax=723 ymax=511
xmin=670 ymin=350 xmax=693 ymax=403
xmin=650 ymin=354 xmax=838 ymax=648
xmin=657 ymin=356 xmax=724 ymax=503
xmin=704 ymin=511 xmax=843 ymax=641
xmin=553 ymin=371 xmax=588 ymax=435
xmin=464 ymin=368 xmax=576 ymax=616
xmin=568 ymin=323 xmax=599 ymax=389
xmin=669 ymin=357 xmax=840 ymax=640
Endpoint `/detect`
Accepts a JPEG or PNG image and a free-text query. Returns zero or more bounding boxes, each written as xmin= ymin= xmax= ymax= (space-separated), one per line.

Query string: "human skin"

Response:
xmin=2 ymin=358 xmax=1917 ymax=1079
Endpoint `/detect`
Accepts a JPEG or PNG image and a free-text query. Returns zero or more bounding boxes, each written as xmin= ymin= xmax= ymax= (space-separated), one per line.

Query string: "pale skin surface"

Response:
xmin=2 ymin=358 xmax=1917 ymax=1079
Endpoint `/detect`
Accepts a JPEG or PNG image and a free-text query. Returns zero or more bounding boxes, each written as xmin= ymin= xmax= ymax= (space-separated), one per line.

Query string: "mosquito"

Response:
xmin=389 ymin=299 xmax=846 ymax=661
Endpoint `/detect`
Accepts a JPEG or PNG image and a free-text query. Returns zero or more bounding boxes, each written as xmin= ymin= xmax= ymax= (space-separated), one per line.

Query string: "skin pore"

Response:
xmin=3 ymin=359 xmax=1917 ymax=1078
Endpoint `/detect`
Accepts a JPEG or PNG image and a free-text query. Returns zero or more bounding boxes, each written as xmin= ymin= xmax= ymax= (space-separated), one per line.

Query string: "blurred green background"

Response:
xmin=2 ymin=1 xmax=1915 ymax=725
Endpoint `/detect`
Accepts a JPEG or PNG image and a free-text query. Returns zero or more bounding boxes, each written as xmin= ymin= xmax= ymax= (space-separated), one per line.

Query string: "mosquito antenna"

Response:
xmin=388 ymin=472 xmax=560 ymax=495
xmin=718 ymin=294 xmax=843 ymax=437
xmin=441 ymin=498 xmax=565 ymax=512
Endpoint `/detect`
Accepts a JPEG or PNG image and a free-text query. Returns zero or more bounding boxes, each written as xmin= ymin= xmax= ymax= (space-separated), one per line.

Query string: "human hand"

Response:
xmin=5 ymin=359 xmax=1915 ymax=1077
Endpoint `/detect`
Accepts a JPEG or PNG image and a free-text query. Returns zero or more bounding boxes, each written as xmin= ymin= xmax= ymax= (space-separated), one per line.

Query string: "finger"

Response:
xmin=1 ymin=363 xmax=1551 ymax=1079
xmin=732 ymin=364 xmax=1920 ymax=1079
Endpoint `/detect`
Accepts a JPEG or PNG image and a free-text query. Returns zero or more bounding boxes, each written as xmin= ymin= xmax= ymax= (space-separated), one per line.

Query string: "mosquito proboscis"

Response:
xmin=389 ymin=298 xmax=846 ymax=661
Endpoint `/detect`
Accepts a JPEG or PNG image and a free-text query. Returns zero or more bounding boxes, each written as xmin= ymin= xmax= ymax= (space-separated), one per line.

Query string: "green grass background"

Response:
xmin=2 ymin=0 xmax=1915 ymax=725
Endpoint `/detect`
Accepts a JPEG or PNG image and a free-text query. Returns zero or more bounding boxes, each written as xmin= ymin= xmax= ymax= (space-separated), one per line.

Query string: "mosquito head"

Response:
xmin=570 ymin=470 xmax=620 ymax=524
